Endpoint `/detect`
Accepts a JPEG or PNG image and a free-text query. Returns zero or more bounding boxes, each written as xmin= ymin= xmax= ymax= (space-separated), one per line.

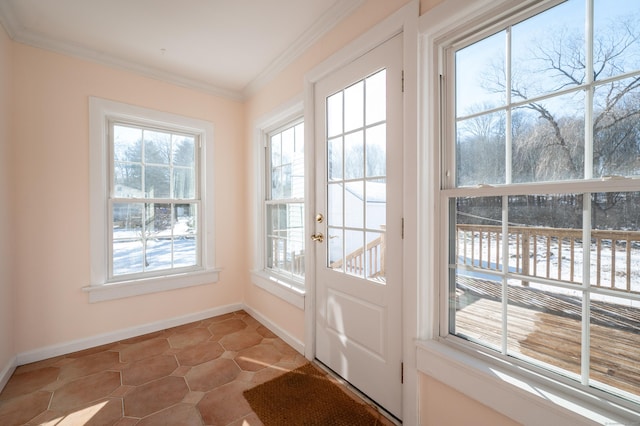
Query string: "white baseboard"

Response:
xmin=0 ymin=356 xmax=17 ymax=392
xmin=243 ymin=304 xmax=305 ymax=355
xmin=16 ymin=303 xmax=243 ymax=366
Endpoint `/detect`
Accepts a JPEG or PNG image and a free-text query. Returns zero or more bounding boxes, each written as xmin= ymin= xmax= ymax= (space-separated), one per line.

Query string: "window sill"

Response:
xmin=251 ymin=270 xmax=305 ymax=309
xmin=83 ymin=269 xmax=221 ymax=303
xmin=416 ymin=339 xmax=640 ymax=425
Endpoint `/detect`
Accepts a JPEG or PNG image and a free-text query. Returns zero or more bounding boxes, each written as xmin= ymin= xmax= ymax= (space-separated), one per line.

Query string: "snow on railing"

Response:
xmin=456 ymin=224 xmax=640 ymax=294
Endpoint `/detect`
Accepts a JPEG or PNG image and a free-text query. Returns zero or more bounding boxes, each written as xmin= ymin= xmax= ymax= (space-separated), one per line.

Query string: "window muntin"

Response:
xmin=445 ymin=0 xmax=640 ymax=406
xmin=326 ymin=70 xmax=388 ymax=281
xmin=265 ymin=120 xmax=305 ymax=283
xmin=109 ymin=122 xmax=201 ymax=280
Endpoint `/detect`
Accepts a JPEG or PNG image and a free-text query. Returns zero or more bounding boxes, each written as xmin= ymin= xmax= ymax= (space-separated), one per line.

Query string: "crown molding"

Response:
xmin=10 ymin=28 xmax=245 ymax=100
xmin=0 ymin=0 xmax=363 ymax=101
xmin=241 ymin=0 xmax=364 ymax=99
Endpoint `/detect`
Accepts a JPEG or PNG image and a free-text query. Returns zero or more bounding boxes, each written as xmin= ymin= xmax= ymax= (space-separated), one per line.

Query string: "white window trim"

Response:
xmin=86 ymin=97 xmax=219 ymax=303
xmin=418 ymin=0 xmax=640 ymax=424
xmin=250 ymin=95 xmax=305 ymax=309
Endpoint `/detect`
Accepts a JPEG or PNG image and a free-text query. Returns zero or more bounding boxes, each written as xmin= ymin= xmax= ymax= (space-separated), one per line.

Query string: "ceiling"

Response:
xmin=0 ymin=0 xmax=363 ymax=100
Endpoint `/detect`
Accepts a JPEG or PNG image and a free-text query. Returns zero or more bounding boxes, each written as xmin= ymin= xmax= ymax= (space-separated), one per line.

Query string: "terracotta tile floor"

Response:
xmin=0 ymin=310 xmax=395 ymax=425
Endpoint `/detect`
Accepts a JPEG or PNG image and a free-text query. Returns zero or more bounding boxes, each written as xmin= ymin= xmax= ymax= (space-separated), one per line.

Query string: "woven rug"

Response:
xmin=243 ymin=363 xmax=384 ymax=425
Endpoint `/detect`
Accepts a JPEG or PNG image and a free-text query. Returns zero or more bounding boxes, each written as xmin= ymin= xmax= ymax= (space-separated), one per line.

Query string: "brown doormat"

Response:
xmin=243 ymin=363 xmax=385 ymax=425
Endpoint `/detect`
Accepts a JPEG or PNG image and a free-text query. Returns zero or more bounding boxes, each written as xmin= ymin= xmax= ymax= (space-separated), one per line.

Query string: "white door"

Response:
xmin=313 ymin=34 xmax=403 ymax=419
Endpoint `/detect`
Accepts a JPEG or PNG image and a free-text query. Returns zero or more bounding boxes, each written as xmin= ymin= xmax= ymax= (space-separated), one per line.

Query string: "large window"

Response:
xmin=110 ymin=122 xmax=199 ymax=279
xmin=443 ymin=0 xmax=640 ymax=409
xmin=265 ymin=120 xmax=305 ymax=285
xmin=251 ymin=98 xmax=305 ymax=307
xmin=88 ymin=98 xmax=218 ymax=302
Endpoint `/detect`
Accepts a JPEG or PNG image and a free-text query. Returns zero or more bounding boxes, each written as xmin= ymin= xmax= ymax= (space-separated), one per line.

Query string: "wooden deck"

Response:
xmin=455 ymin=276 xmax=640 ymax=397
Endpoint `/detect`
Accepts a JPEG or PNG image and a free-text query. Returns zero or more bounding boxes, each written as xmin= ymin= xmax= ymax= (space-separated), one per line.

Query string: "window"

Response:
xmin=265 ymin=120 xmax=305 ymax=282
xmin=441 ymin=0 xmax=640 ymax=411
xmin=87 ymin=98 xmax=218 ymax=302
xmin=251 ymin=98 xmax=305 ymax=307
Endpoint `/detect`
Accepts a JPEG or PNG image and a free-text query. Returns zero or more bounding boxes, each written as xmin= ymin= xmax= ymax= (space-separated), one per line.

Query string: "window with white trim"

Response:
xmin=265 ymin=120 xmax=305 ymax=284
xmin=251 ymin=99 xmax=305 ymax=307
xmin=441 ymin=0 xmax=640 ymax=409
xmin=88 ymin=98 xmax=218 ymax=302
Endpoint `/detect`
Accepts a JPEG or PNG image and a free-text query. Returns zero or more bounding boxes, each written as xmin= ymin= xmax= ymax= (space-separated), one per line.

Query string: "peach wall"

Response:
xmin=11 ymin=43 xmax=245 ymax=353
xmin=419 ymin=374 xmax=521 ymax=426
xmin=0 ymin=24 xmax=15 ymax=371
xmin=243 ymin=0 xmax=412 ymax=347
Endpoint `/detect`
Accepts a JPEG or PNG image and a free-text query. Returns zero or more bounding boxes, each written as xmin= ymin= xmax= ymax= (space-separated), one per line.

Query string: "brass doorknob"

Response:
xmin=310 ymin=233 xmax=324 ymax=243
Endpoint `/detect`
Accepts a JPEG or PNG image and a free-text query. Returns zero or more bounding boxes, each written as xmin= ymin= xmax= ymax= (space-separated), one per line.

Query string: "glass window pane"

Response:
xmin=593 ymin=79 xmax=640 ymax=178
xmin=366 ymin=124 xmax=386 ymax=178
xmin=506 ymin=280 xmax=583 ymax=377
xmin=455 ymin=196 xmax=503 ymax=271
xmin=113 ymin=240 xmax=144 ymax=276
xmin=328 ymin=183 xmax=343 ymax=227
xmin=508 ymin=194 xmax=583 ymax=284
xmin=511 ymin=1 xmax=585 ymax=100
xmin=366 ymin=231 xmax=385 ymax=281
xmin=328 ymin=137 xmax=343 ymax=181
xmin=366 ymin=70 xmax=386 ymax=125
xmin=345 ymin=230 xmax=364 ymax=278
xmin=114 ymin=163 xmax=142 ymax=197
xmin=174 ymin=203 xmax=197 ymax=237
xmin=327 ymin=92 xmax=343 ymax=138
xmin=281 ymin=127 xmax=295 ymax=165
xmin=591 ymin=192 xmax=640 ymax=293
xmin=172 ymin=135 xmax=195 ymax=167
xmin=345 ymin=181 xmax=364 ymax=229
xmin=345 ymin=131 xmax=364 ymax=180
xmin=172 ymin=167 xmax=195 ymax=199
xmin=365 ymin=179 xmax=385 ymax=230
xmin=113 ymin=125 xmax=142 ymax=162
xmin=146 ymin=238 xmax=173 ymax=271
xmin=456 ymin=31 xmax=506 ymax=117
xmin=594 ymin=1 xmax=640 ymax=80
xmin=512 ymin=91 xmax=585 ymax=183
xmin=145 ymin=165 xmax=170 ymax=198
xmin=344 ymin=81 xmax=364 ymax=132
xmin=456 ymin=111 xmax=505 ymax=186
xmin=112 ymin=202 xmax=144 ymax=276
xmin=174 ymin=236 xmax=197 ymax=268
xmin=452 ymin=269 xmax=503 ymax=351
xmin=271 ymin=133 xmax=282 ymax=167
xmin=265 ymin=202 xmax=304 ymax=278
xmin=144 ymin=130 xmax=171 ymax=164
xmin=590 ymin=293 xmax=640 ymax=398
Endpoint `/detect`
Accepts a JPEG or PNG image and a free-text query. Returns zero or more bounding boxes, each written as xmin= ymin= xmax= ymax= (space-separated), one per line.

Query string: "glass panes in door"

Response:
xmin=326 ymin=69 xmax=387 ymax=282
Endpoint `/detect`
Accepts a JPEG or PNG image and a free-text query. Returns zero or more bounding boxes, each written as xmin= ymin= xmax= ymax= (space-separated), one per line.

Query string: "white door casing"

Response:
xmin=313 ymin=34 xmax=403 ymax=419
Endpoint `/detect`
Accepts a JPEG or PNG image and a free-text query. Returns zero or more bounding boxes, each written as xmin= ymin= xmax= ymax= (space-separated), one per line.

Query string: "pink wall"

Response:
xmin=10 ymin=43 xmax=246 ymax=353
xmin=420 ymin=374 xmax=521 ymax=425
xmin=0 ymin=22 xmax=15 ymax=373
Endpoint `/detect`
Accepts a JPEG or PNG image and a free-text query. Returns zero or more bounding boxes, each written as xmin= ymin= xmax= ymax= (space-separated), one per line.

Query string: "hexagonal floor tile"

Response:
xmin=185 ymin=358 xmax=240 ymax=392
xmin=175 ymin=341 xmax=224 ymax=367
xmin=123 ymin=376 xmax=189 ymax=418
xmin=208 ymin=319 xmax=247 ymax=338
xmin=122 ymin=354 xmax=178 ymax=386
xmin=50 ymin=371 xmax=121 ymax=413
xmin=234 ymin=344 xmax=282 ymax=372
xmin=167 ymin=328 xmax=212 ymax=349
xmin=219 ymin=330 xmax=263 ymax=352
xmin=0 ymin=366 xmax=59 ymax=401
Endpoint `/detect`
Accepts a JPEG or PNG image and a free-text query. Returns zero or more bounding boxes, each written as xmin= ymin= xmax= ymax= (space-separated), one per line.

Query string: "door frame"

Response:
xmin=302 ymin=1 xmax=419 ymax=423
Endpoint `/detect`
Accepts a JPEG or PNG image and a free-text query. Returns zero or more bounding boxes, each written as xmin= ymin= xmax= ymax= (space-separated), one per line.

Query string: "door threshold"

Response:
xmin=313 ymin=359 xmax=402 ymax=425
